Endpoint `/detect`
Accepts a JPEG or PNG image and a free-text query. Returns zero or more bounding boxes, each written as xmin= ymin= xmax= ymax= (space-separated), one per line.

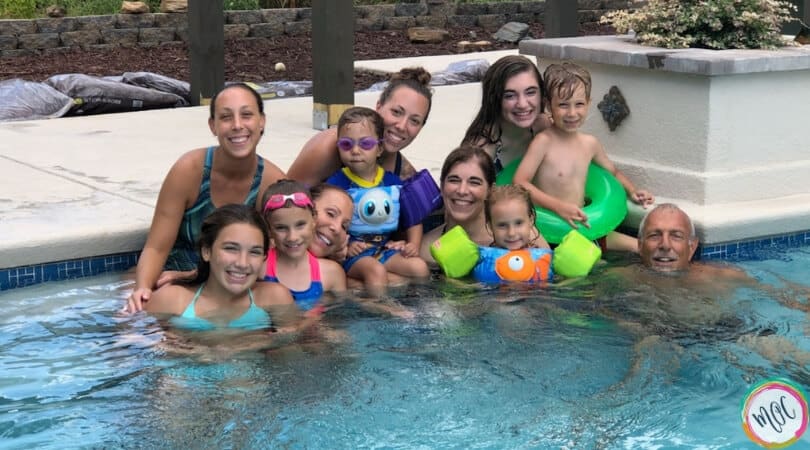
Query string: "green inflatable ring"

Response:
xmin=495 ymin=159 xmax=628 ymax=244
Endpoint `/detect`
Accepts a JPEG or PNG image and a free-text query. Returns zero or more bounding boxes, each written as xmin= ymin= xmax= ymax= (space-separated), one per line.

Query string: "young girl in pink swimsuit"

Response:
xmin=261 ymin=180 xmax=347 ymax=311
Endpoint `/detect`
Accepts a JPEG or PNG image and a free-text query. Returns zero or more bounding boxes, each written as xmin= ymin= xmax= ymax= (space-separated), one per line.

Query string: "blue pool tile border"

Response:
xmin=1 ymin=230 xmax=810 ymax=291
xmin=698 ymin=230 xmax=810 ymax=261
xmin=0 ymin=252 xmax=139 ymax=292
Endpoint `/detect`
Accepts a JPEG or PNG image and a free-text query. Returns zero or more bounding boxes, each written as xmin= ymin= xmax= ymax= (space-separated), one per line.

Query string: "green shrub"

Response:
xmin=59 ymin=0 xmax=158 ymax=16
xmin=601 ymin=0 xmax=797 ymax=50
xmin=1 ymin=0 xmax=37 ymax=18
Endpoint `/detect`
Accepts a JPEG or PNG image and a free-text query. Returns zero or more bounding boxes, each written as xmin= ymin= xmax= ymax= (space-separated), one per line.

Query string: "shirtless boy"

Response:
xmin=513 ymin=62 xmax=654 ymax=251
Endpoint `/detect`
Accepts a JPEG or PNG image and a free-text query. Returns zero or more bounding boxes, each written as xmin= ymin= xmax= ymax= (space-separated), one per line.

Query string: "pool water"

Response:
xmin=2 ymin=248 xmax=810 ymax=449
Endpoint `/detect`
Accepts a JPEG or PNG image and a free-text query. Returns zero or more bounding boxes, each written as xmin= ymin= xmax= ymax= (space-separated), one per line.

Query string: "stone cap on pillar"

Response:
xmin=520 ymin=35 xmax=810 ymax=76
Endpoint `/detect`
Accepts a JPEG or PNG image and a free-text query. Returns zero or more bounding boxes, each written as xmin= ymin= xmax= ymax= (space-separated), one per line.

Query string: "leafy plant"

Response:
xmin=601 ymin=0 xmax=798 ymax=49
xmin=50 ymin=0 xmax=160 ymax=16
xmin=1 ymin=0 xmax=37 ymax=18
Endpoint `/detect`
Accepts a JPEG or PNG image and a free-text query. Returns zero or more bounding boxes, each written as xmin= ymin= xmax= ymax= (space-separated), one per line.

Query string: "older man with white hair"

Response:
xmin=637 ymin=203 xmax=699 ymax=273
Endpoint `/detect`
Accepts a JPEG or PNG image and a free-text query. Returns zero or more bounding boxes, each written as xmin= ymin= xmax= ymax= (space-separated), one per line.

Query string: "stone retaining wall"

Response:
xmin=0 ymin=1 xmax=636 ymax=57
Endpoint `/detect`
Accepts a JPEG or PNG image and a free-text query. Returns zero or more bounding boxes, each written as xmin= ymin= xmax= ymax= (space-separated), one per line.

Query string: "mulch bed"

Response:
xmin=0 ymin=23 xmax=614 ymax=90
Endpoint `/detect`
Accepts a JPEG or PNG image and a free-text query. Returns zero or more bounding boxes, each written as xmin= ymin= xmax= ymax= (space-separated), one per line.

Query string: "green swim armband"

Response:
xmin=430 ymin=225 xmax=479 ymax=278
xmin=552 ymin=230 xmax=602 ymax=278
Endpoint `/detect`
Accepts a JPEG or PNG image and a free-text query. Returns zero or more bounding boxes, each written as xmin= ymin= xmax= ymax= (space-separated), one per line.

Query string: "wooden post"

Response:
xmin=188 ymin=0 xmax=224 ymax=106
xmin=805 ymin=0 xmax=810 ymax=24
xmin=312 ymin=0 xmax=354 ymax=130
xmin=544 ymin=0 xmax=578 ymax=38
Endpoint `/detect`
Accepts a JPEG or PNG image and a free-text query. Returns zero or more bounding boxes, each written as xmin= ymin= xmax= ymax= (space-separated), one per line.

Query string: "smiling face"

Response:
xmin=442 ymin=158 xmax=490 ymax=225
xmin=208 ymin=86 xmax=266 ymax=158
xmin=337 ymin=119 xmax=383 ymax=180
xmin=310 ymin=188 xmax=352 ymax=258
xmin=376 ymin=86 xmax=429 ymax=155
xmin=265 ymin=206 xmax=315 ymax=260
xmin=500 ymin=70 xmax=541 ymax=130
xmin=548 ymin=82 xmax=590 ymax=134
xmin=639 ymin=207 xmax=698 ymax=272
xmin=201 ymin=222 xmax=266 ymax=295
xmin=488 ymin=198 xmax=536 ymax=250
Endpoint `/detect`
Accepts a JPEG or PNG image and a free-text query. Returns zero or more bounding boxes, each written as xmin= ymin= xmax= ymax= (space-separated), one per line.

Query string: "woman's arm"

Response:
xmin=286 ymin=128 xmax=342 ymax=186
xmin=128 ymin=153 xmax=200 ymax=312
xmin=318 ymin=258 xmax=348 ymax=294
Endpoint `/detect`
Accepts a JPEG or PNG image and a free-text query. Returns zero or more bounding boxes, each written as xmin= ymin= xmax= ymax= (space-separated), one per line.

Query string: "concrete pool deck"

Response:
xmin=0 ymin=50 xmax=518 ymax=272
xmin=1 ymin=48 xmax=807 ymax=290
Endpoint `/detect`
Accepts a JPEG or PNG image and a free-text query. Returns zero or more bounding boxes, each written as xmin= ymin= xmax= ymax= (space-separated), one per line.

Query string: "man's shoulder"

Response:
xmin=691 ymin=262 xmax=750 ymax=281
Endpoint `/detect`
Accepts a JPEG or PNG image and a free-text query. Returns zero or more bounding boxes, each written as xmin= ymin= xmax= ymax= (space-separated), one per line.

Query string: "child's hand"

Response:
xmin=555 ymin=202 xmax=590 ymax=229
xmin=329 ymin=242 xmax=349 ymax=262
xmin=347 ymin=241 xmax=368 ymax=258
xmin=400 ymin=242 xmax=420 ymax=257
xmin=629 ymin=189 xmax=655 ymax=208
xmin=384 ymin=240 xmax=407 ymax=251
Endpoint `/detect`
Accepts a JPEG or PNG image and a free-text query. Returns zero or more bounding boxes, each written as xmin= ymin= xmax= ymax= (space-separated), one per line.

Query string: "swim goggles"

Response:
xmin=337 ymin=137 xmax=380 ymax=152
xmin=263 ymin=192 xmax=314 ymax=212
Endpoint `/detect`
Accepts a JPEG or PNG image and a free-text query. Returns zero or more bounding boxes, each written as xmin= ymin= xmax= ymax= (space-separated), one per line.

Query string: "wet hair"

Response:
xmin=462 ymin=55 xmax=545 ymax=146
xmin=337 ymin=106 xmax=384 ymax=140
xmin=484 ymin=184 xmax=536 ymax=226
xmin=484 ymin=184 xmax=543 ymax=248
xmin=310 ymin=182 xmax=352 ymax=205
xmin=179 ymin=203 xmax=269 ymax=286
xmin=260 ymin=179 xmax=316 ymax=221
xmin=378 ymin=67 xmax=433 ymax=123
xmin=440 ymin=145 xmax=496 ymax=188
xmin=543 ymin=62 xmax=592 ymax=103
xmin=208 ymin=82 xmax=264 ymax=120
xmin=637 ymin=203 xmax=696 ymax=241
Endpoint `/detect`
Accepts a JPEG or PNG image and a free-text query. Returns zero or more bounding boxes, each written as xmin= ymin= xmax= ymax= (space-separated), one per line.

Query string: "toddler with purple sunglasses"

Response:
xmin=326 ymin=107 xmax=429 ymax=293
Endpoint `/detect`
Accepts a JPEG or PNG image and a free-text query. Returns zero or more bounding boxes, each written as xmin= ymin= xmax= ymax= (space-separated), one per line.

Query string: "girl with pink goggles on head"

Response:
xmin=260 ymin=180 xmax=347 ymax=312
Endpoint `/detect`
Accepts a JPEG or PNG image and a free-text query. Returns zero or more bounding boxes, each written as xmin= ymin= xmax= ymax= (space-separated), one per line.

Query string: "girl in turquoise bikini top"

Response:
xmin=144 ymin=204 xmax=295 ymax=332
xmin=170 ymin=284 xmax=271 ymax=331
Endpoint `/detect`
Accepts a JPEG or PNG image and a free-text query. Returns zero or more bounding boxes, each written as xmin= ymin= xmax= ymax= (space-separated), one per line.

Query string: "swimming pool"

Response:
xmin=1 ymin=248 xmax=809 ymax=449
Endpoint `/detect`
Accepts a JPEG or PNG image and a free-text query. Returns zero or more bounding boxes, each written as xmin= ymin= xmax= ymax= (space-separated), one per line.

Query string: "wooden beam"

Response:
xmin=544 ymin=0 xmax=578 ymax=38
xmin=312 ymin=0 xmax=354 ymax=130
xmin=188 ymin=0 xmax=224 ymax=106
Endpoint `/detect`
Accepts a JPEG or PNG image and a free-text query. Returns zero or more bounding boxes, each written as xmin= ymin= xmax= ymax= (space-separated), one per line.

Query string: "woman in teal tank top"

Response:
xmin=145 ymin=204 xmax=299 ymax=332
xmin=128 ymin=83 xmax=286 ymax=313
